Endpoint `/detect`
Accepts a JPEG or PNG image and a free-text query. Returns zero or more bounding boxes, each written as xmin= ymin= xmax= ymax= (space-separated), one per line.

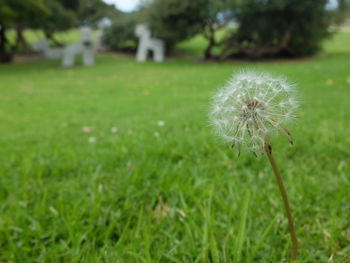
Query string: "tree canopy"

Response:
xmin=142 ymin=0 xmax=349 ymax=58
xmin=221 ymin=0 xmax=342 ymax=59
xmin=146 ymin=0 xmax=210 ymax=49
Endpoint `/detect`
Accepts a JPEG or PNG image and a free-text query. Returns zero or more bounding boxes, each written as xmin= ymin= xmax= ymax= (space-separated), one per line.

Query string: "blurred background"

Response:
xmin=0 ymin=0 xmax=349 ymax=61
xmin=1 ymin=0 xmax=350 ymax=262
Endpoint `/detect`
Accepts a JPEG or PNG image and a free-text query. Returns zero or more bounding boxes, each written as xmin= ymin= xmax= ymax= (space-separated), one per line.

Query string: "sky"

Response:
xmin=102 ymin=0 xmax=142 ymax=12
xmin=326 ymin=0 xmax=338 ymax=10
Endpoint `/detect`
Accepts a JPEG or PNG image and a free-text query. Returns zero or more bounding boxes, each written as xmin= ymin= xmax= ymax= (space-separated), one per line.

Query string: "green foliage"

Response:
xmin=0 ymin=0 xmax=16 ymax=25
xmin=200 ymin=0 xmax=236 ymax=58
xmin=0 ymin=0 xmax=121 ymax=61
xmin=0 ymin=32 xmax=350 ymax=262
xmin=58 ymin=0 xmax=80 ymax=11
xmin=329 ymin=0 xmax=350 ymax=24
xmin=41 ymin=0 xmax=76 ymax=37
xmin=146 ymin=0 xmax=210 ymax=49
xmin=41 ymin=0 xmax=117 ymax=37
xmin=0 ymin=0 xmax=48 ymax=27
xmin=222 ymin=0 xmax=346 ymax=58
xmin=103 ymin=14 xmax=138 ymax=51
xmin=0 ymin=0 xmax=49 ymax=61
xmin=78 ymin=0 xmax=118 ymax=24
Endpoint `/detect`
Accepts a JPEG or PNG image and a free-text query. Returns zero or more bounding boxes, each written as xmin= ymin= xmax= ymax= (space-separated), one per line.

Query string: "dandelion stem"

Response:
xmin=264 ymin=139 xmax=298 ymax=261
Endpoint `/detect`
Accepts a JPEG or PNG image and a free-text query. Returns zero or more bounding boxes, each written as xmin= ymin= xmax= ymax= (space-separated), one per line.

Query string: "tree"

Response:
xmin=103 ymin=13 xmax=138 ymax=51
xmin=40 ymin=0 xmax=76 ymax=46
xmin=11 ymin=0 xmax=48 ymax=53
xmin=59 ymin=0 xmax=80 ymax=11
xmin=221 ymin=0 xmax=349 ymax=59
xmin=146 ymin=0 xmax=210 ymax=50
xmin=41 ymin=0 xmax=116 ymax=46
xmin=0 ymin=0 xmax=48 ymax=61
xmin=0 ymin=0 xmax=15 ymax=61
xmin=78 ymin=0 xmax=115 ymax=24
xmin=201 ymin=0 xmax=235 ymax=59
xmin=0 ymin=0 xmax=119 ymax=62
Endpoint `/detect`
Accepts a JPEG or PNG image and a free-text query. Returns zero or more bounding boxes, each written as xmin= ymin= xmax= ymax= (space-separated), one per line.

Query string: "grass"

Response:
xmin=0 ymin=31 xmax=350 ymax=263
xmin=7 ymin=29 xmax=100 ymax=50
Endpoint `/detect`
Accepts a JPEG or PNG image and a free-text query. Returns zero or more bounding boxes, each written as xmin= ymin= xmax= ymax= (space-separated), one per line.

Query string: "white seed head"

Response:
xmin=209 ymin=70 xmax=298 ymax=155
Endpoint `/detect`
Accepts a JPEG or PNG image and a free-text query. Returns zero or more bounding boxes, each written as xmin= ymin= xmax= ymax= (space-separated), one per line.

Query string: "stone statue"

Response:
xmin=31 ymin=39 xmax=63 ymax=59
xmin=61 ymin=26 xmax=94 ymax=67
xmin=135 ymin=24 xmax=165 ymax=62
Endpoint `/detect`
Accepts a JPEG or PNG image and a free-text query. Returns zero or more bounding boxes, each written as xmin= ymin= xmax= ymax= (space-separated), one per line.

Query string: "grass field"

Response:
xmin=0 ymin=31 xmax=350 ymax=263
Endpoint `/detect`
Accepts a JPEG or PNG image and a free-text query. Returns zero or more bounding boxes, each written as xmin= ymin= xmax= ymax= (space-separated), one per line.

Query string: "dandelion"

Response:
xmin=210 ymin=70 xmax=298 ymax=156
xmin=157 ymin=120 xmax=165 ymax=127
xmin=210 ymin=70 xmax=299 ymax=261
xmin=111 ymin=127 xmax=118 ymax=133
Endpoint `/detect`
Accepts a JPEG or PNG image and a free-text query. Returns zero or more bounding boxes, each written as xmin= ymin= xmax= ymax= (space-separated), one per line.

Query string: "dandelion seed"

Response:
xmin=157 ymin=120 xmax=165 ymax=127
xmin=98 ymin=184 xmax=104 ymax=193
xmin=326 ymin=79 xmax=333 ymax=86
xmin=176 ymin=208 xmax=186 ymax=218
xmin=82 ymin=126 xmax=94 ymax=133
xmin=88 ymin=137 xmax=96 ymax=143
xmin=49 ymin=206 xmax=58 ymax=216
xmin=18 ymin=201 xmax=27 ymax=207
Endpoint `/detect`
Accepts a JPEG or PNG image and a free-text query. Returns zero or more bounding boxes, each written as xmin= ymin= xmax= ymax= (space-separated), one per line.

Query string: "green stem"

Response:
xmin=264 ymin=140 xmax=298 ymax=261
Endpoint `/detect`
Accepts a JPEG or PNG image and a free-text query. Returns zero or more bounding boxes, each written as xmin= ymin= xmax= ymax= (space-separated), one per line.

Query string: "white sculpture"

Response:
xmin=61 ymin=26 xmax=94 ymax=67
xmin=31 ymin=39 xmax=63 ymax=59
xmin=32 ymin=27 xmax=95 ymax=67
xmin=135 ymin=24 xmax=165 ymax=62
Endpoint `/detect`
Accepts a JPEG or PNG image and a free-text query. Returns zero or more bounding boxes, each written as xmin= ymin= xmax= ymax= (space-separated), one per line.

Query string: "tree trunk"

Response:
xmin=0 ymin=24 xmax=12 ymax=62
xmin=204 ymin=37 xmax=215 ymax=59
xmin=44 ymin=31 xmax=64 ymax=47
xmin=15 ymin=25 xmax=30 ymax=54
xmin=203 ymin=25 xmax=216 ymax=60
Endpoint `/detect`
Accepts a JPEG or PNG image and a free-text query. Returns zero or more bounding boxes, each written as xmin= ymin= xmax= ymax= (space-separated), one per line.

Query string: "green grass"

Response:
xmin=7 ymin=29 xmax=100 ymax=49
xmin=0 ymin=31 xmax=350 ymax=263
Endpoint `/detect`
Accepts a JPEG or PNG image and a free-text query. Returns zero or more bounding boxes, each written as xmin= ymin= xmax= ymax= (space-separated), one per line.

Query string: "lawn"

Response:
xmin=0 ymin=31 xmax=350 ymax=263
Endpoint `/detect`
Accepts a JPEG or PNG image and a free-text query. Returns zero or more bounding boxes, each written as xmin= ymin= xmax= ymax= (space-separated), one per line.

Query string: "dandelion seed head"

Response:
xmin=209 ymin=70 xmax=298 ymax=155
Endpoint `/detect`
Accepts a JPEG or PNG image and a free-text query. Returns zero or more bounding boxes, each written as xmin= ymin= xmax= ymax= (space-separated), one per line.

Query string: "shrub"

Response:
xmin=103 ymin=14 xmax=138 ymax=51
xmin=146 ymin=0 xmax=210 ymax=49
xmin=221 ymin=0 xmax=345 ymax=59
